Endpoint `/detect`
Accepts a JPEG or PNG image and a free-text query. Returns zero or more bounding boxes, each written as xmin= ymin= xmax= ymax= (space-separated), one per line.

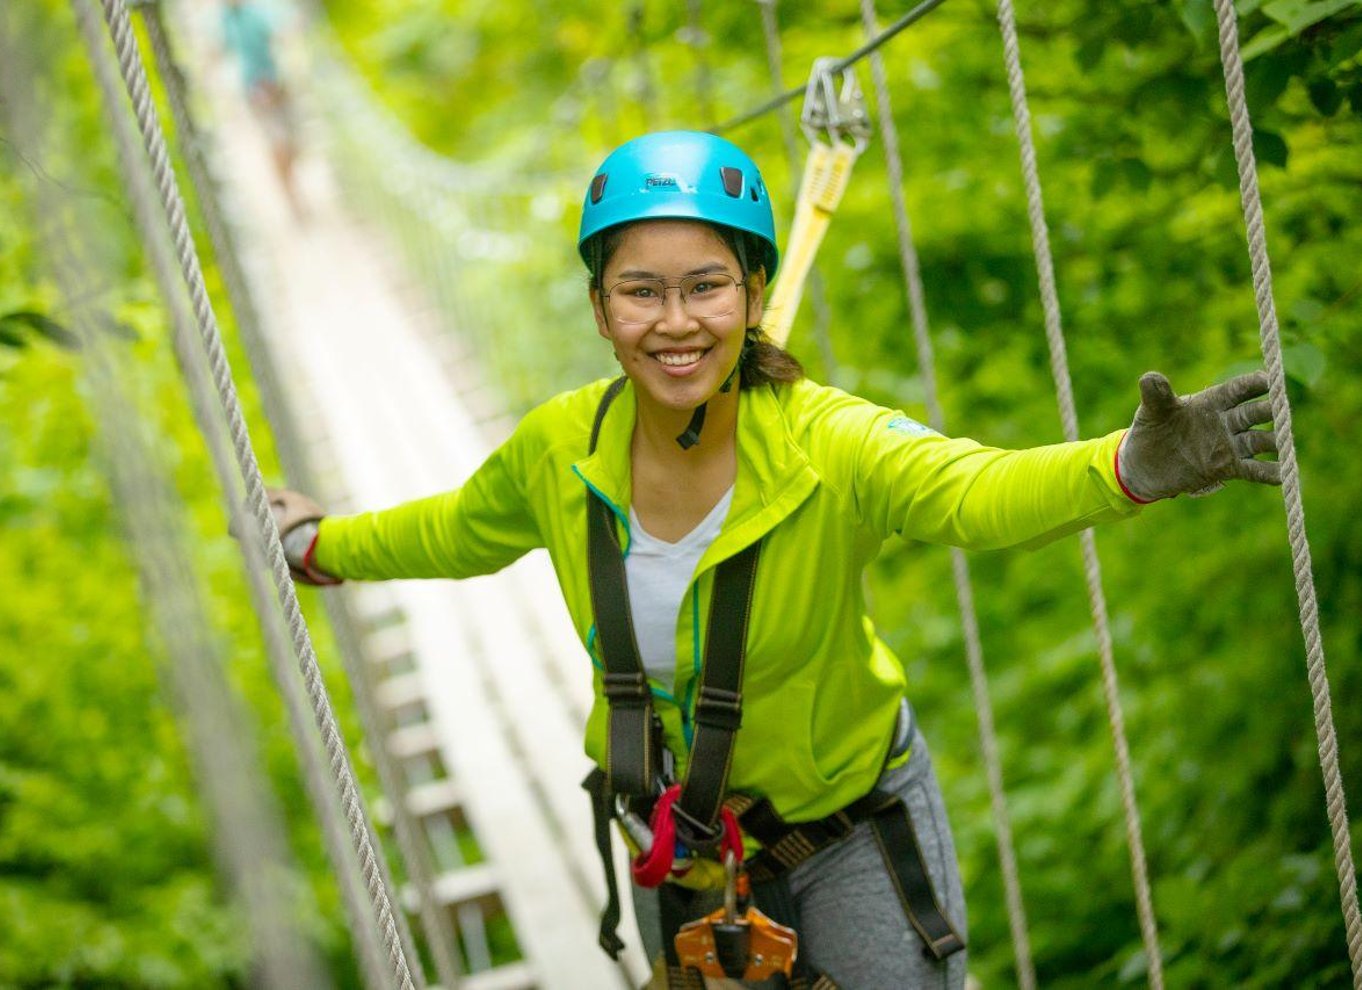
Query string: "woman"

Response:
xmin=273 ymin=131 xmax=1279 ymax=988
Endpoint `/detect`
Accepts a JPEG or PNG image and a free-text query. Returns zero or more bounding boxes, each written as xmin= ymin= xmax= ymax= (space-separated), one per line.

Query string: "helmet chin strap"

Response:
xmin=672 ymin=354 xmax=740 ymax=452
xmin=675 ymin=405 xmax=707 ymax=451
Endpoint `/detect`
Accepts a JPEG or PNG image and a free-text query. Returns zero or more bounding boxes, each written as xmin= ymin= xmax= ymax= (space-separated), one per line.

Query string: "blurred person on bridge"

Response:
xmin=219 ymin=0 xmax=302 ymax=216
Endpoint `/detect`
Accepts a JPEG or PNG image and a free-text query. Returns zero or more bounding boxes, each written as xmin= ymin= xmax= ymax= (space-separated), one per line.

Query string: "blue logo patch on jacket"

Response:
xmin=887 ymin=415 xmax=937 ymax=438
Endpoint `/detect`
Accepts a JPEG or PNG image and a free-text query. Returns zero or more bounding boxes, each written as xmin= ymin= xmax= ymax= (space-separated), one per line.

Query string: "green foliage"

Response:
xmin=320 ymin=0 xmax=1362 ymax=985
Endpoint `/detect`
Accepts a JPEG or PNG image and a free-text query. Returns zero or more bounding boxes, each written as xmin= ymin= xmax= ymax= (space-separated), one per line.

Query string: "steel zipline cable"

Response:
xmin=714 ymin=0 xmax=949 ymax=134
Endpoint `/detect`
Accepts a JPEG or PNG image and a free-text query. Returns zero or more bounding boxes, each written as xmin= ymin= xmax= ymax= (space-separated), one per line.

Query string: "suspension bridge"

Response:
xmin=1 ymin=0 xmax=1357 ymax=987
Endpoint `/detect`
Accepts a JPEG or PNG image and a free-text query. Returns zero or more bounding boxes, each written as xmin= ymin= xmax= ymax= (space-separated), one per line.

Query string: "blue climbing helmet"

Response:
xmin=577 ymin=130 xmax=780 ymax=279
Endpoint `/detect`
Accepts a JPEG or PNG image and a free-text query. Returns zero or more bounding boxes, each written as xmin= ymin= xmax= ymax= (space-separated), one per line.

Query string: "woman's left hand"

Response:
xmin=1116 ymin=370 xmax=1281 ymax=502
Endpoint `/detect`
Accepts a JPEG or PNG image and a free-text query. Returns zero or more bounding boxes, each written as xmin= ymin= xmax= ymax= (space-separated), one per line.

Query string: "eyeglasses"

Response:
xmin=603 ymin=272 xmax=745 ymax=325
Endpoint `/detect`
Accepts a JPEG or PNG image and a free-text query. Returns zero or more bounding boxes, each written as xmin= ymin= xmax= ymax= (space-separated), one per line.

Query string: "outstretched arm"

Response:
xmin=262 ymin=418 xmax=544 ymax=584
xmin=849 ymin=369 xmax=1278 ymax=551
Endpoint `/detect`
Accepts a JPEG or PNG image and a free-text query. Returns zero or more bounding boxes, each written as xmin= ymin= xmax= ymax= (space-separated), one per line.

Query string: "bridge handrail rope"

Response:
xmin=857 ymin=1 xmax=1038 ymax=985
xmin=993 ymin=1 xmax=1166 ymax=985
xmin=1210 ymin=1 xmax=1362 ymax=983
xmin=133 ymin=4 xmax=463 ymax=985
xmin=11 ymin=15 xmax=330 ymax=985
xmin=79 ymin=2 xmax=423 ymax=986
xmin=81 ymin=4 xmax=397 ymax=986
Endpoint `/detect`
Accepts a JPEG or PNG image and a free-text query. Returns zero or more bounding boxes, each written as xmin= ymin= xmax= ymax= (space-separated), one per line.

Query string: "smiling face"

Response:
xmin=590 ymin=220 xmax=765 ymax=417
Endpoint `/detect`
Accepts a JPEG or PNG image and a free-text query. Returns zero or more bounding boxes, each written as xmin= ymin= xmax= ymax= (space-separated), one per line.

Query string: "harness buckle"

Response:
xmin=601 ymin=670 xmax=649 ymax=705
xmin=671 ymin=801 xmax=726 ymax=853
xmin=693 ymin=685 xmax=743 ymax=732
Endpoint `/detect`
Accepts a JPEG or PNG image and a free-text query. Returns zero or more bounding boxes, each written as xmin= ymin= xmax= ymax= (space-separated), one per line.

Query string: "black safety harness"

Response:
xmin=581 ymin=378 xmax=966 ymax=988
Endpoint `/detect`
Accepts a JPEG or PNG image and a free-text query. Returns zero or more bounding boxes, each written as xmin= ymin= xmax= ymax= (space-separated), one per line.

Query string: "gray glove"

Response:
xmin=1117 ymin=370 xmax=1281 ymax=502
xmin=267 ymin=488 xmax=339 ymax=586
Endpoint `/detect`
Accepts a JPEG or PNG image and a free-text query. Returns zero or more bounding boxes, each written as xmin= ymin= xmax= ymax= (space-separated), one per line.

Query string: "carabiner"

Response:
xmin=630 ymin=785 xmax=745 ymax=889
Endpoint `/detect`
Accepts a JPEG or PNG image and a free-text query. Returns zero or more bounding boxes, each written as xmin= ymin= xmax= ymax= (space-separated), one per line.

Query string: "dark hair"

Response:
xmin=585 ymin=222 xmax=804 ymax=389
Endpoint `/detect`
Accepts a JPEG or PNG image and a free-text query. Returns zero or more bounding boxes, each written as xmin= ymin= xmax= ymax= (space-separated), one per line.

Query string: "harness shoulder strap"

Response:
xmin=587 ymin=377 xmax=658 ymax=795
xmin=673 ymin=539 xmax=760 ymax=838
xmin=588 ymin=376 xmax=628 ymax=452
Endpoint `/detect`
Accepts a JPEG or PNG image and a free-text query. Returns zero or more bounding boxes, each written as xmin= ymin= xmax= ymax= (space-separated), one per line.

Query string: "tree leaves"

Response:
xmin=1262 ymin=0 xmax=1362 ymax=35
xmin=0 ymin=311 xmax=78 ymax=350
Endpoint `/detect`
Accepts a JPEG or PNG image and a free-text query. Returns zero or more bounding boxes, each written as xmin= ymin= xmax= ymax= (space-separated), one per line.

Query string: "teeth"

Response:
xmin=656 ymin=350 xmax=704 ymax=367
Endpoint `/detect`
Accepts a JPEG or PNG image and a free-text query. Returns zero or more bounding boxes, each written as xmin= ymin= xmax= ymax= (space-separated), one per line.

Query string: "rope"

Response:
xmin=756 ymin=0 xmax=839 ymax=381
xmin=8 ymin=19 xmax=327 ymax=986
xmin=135 ymin=5 xmax=456 ymax=986
xmin=83 ymin=2 xmax=421 ymax=986
xmin=1210 ymin=2 xmax=1362 ymax=982
xmin=993 ymin=1 xmax=1165 ymax=984
xmin=76 ymin=13 xmax=352 ymax=986
xmin=714 ymin=0 xmax=949 ymax=134
xmin=166 ymin=27 xmax=465 ymax=985
xmin=136 ymin=16 xmax=401 ymax=990
xmin=858 ymin=2 xmax=1036 ymax=985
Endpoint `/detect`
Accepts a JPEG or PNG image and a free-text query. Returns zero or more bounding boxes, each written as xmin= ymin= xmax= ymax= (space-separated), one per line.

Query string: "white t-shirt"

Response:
xmin=625 ymin=486 xmax=735 ymax=685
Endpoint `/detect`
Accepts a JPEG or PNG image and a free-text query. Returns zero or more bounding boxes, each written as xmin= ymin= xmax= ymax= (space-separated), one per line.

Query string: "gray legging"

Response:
xmin=632 ymin=730 xmax=968 ymax=989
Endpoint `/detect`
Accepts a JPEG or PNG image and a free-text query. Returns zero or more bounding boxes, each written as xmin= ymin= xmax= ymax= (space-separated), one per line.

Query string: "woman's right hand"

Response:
xmin=268 ymin=488 xmax=341 ymax=586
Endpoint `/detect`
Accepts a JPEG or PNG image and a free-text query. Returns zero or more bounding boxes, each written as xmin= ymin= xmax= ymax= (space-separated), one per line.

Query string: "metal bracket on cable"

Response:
xmin=762 ymin=59 xmax=870 ymax=348
xmin=800 ymin=57 xmax=871 ymax=153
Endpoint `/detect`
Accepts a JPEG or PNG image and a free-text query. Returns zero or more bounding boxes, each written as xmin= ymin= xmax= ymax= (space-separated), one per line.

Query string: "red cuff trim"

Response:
xmin=1114 ymin=433 xmax=1155 ymax=505
xmin=302 ymin=530 xmax=343 ymax=586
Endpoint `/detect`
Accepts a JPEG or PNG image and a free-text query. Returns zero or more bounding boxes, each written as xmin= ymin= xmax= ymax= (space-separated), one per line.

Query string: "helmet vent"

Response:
xmin=720 ymin=166 xmax=744 ymax=198
xmin=750 ymin=185 xmax=759 ymax=202
xmin=590 ymin=173 xmax=608 ymax=204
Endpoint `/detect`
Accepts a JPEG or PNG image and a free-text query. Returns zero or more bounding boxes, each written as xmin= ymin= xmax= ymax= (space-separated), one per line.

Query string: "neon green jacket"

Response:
xmin=316 ymin=377 xmax=1138 ymax=822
